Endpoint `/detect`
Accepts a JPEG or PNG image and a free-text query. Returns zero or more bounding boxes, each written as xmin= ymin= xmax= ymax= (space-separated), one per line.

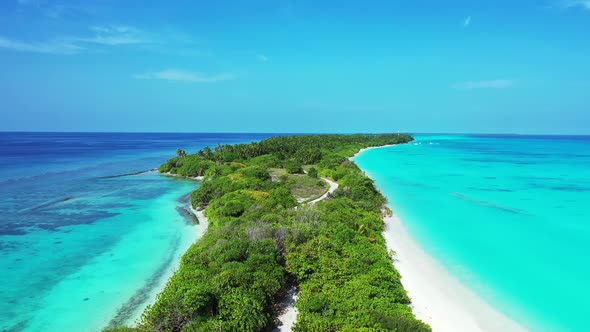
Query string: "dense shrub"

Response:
xmin=285 ymin=160 xmax=304 ymax=174
xmin=238 ymin=166 xmax=271 ymax=181
xmin=158 ymin=155 xmax=215 ymax=177
xmin=307 ymin=167 xmax=318 ymax=178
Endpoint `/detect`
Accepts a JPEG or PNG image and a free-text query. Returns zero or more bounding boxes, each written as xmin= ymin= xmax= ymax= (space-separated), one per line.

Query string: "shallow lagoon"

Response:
xmin=354 ymin=134 xmax=590 ymax=331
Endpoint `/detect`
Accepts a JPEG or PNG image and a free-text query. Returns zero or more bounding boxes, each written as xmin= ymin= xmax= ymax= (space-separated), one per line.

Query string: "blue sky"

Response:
xmin=0 ymin=0 xmax=589 ymax=134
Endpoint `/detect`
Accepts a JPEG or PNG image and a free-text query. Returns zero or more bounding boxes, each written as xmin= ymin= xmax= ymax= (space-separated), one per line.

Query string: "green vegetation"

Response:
xmin=283 ymin=174 xmax=327 ymax=202
xmin=176 ymin=149 xmax=188 ymax=158
xmin=107 ymin=134 xmax=430 ymax=332
xmin=285 ymin=160 xmax=304 ymax=174
xmin=307 ymin=166 xmax=318 ymax=178
xmin=158 ymin=154 xmax=215 ymax=177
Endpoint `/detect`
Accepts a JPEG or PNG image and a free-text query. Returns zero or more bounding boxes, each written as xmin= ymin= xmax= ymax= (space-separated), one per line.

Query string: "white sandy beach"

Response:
xmin=352 ymin=143 xmax=400 ymax=158
xmin=382 ymin=210 xmax=527 ymax=332
xmin=189 ymin=206 xmax=210 ymax=236
xmin=162 ymin=172 xmax=205 ymax=181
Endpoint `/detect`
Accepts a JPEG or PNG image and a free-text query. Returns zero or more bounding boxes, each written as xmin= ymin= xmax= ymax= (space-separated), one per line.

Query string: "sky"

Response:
xmin=0 ymin=0 xmax=589 ymax=134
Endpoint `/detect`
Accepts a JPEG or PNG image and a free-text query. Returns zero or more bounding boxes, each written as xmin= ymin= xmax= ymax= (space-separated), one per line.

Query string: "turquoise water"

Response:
xmin=5 ymin=176 xmax=199 ymax=331
xmin=354 ymin=134 xmax=590 ymax=332
xmin=0 ymin=133 xmax=272 ymax=332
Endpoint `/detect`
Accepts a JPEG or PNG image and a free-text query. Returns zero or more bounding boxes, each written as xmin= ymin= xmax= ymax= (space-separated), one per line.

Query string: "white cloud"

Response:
xmin=133 ymin=70 xmax=235 ymax=83
xmin=256 ymin=54 xmax=269 ymax=62
xmin=77 ymin=25 xmax=147 ymax=45
xmin=453 ymin=79 xmax=515 ymax=90
xmin=463 ymin=16 xmax=472 ymax=27
xmin=0 ymin=25 xmax=149 ymax=55
xmin=0 ymin=36 xmax=82 ymax=54
xmin=562 ymin=0 xmax=590 ymax=10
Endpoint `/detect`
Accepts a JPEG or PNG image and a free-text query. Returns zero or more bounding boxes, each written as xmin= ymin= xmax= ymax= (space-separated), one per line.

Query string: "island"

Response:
xmin=106 ymin=134 xmax=430 ymax=332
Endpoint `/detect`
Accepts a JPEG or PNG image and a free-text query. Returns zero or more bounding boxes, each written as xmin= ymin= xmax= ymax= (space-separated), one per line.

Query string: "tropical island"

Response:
xmin=107 ymin=134 xmax=430 ymax=332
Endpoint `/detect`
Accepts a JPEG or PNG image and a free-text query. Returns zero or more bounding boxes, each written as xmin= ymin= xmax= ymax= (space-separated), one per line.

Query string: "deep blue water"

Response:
xmin=354 ymin=134 xmax=590 ymax=332
xmin=0 ymin=132 xmax=273 ymax=332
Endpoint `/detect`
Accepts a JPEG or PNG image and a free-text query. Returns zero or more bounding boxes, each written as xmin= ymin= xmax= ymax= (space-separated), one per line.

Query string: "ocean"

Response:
xmin=0 ymin=132 xmax=273 ymax=332
xmin=354 ymin=134 xmax=590 ymax=332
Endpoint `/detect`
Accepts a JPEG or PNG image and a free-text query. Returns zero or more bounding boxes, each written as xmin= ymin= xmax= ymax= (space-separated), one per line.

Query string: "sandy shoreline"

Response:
xmin=382 ymin=211 xmax=527 ymax=332
xmin=354 ymin=144 xmax=526 ymax=332
xmin=161 ymin=172 xmax=205 ymax=181
xmin=123 ymin=203 xmax=209 ymax=327
xmin=352 ymin=143 xmax=399 ymax=159
xmin=189 ymin=206 xmax=210 ymax=237
xmin=123 ymin=173 xmax=206 ymax=326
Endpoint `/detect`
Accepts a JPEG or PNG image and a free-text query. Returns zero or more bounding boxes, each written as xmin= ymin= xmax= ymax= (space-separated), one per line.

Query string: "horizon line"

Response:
xmin=1 ymin=131 xmax=589 ymax=137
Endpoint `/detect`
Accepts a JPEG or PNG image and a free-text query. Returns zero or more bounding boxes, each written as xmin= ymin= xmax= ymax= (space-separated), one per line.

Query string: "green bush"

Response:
xmin=307 ymin=167 xmax=318 ymax=178
xmin=220 ymin=200 xmax=245 ymax=217
xmin=239 ymin=166 xmax=271 ymax=181
xmin=159 ymin=155 xmax=215 ymax=177
xmin=285 ymin=160 xmax=304 ymax=174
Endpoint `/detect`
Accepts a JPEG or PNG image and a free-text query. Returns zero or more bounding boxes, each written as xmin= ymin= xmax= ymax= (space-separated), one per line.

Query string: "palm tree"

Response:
xmin=203 ymin=146 xmax=213 ymax=159
xmin=176 ymin=148 xmax=187 ymax=158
